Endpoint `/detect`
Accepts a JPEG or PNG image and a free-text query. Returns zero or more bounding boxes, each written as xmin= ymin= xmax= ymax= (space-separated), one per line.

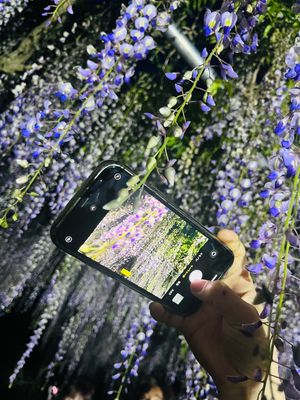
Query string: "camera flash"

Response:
xmin=65 ymin=236 xmax=72 ymax=243
xmin=114 ymin=173 xmax=121 ymax=180
xmin=90 ymin=205 xmax=97 ymax=212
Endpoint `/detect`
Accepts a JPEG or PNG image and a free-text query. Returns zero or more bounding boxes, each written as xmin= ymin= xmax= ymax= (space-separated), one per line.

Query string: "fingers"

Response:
xmin=149 ymin=302 xmax=184 ymax=330
xmin=217 ymin=229 xmax=253 ymax=289
xmin=217 ymin=230 xmax=257 ymax=305
xmin=217 ymin=229 xmax=246 ymax=267
xmin=150 ymin=231 xmax=256 ymax=329
xmin=190 ymin=279 xmax=259 ymax=325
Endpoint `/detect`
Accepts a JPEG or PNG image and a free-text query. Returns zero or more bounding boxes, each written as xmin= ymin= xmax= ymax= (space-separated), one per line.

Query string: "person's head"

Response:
xmin=139 ymin=384 xmax=163 ymax=400
xmin=132 ymin=375 xmax=165 ymax=400
xmin=62 ymin=376 xmax=95 ymax=400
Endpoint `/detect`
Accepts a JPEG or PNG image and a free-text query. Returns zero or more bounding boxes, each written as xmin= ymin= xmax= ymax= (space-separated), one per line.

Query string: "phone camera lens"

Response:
xmin=65 ymin=236 xmax=73 ymax=243
xmin=90 ymin=205 xmax=97 ymax=212
xmin=210 ymin=250 xmax=217 ymax=258
xmin=114 ymin=173 xmax=121 ymax=180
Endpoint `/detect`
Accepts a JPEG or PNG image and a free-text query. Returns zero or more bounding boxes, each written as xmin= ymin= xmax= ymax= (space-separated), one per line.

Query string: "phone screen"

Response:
xmin=78 ymin=189 xmax=209 ymax=299
xmin=52 ymin=163 xmax=233 ymax=312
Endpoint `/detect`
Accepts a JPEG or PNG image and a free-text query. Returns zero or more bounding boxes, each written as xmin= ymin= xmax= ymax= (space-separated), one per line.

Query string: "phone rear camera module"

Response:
xmin=90 ymin=205 xmax=97 ymax=212
xmin=114 ymin=173 xmax=121 ymax=180
xmin=65 ymin=236 xmax=73 ymax=243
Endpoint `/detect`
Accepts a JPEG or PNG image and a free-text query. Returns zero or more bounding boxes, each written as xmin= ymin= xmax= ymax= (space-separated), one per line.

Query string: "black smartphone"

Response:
xmin=50 ymin=160 xmax=234 ymax=315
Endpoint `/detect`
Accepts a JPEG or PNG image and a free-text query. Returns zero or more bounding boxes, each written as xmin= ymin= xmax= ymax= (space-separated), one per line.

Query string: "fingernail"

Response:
xmin=190 ymin=279 xmax=207 ymax=293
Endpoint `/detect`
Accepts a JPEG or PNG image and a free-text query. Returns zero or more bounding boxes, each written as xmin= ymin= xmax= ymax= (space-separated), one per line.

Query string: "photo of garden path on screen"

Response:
xmin=79 ymin=190 xmax=208 ymax=298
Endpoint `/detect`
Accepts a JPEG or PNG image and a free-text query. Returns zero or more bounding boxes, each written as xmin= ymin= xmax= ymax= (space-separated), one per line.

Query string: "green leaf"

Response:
xmin=207 ymin=79 xmax=224 ymax=96
xmin=159 ymin=106 xmax=171 ymax=117
xmin=183 ymin=70 xmax=192 ymax=80
xmin=167 ymin=96 xmax=178 ymax=108
xmin=28 ymin=192 xmax=39 ymax=197
xmin=12 ymin=213 xmax=18 ymax=222
xmin=165 ymin=166 xmax=176 ymax=187
xmin=263 ymin=24 xmax=272 ymax=38
xmin=16 ymin=159 xmax=29 ymax=168
xmin=16 ymin=175 xmax=29 ymax=185
xmin=12 ymin=189 xmax=23 ymax=201
xmin=163 ymin=114 xmax=175 ymax=127
xmin=126 ymin=175 xmax=140 ymax=188
xmin=173 ymin=126 xmax=183 ymax=138
xmin=146 ymin=136 xmax=161 ymax=150
xmin=0 ymin=217 xmax=8 ymax=228
xmin=146 ymin=157 xmax=157 ymax=171
xmin=102 ymin=199 xmax=122 ymax=211
xmin=44 ymin=157 xmax=51 ymax=167
xmin=118 ymin=188 xmax=129 ymax=200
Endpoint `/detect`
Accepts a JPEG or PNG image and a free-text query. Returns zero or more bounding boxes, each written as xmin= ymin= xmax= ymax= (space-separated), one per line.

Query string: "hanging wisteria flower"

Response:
xmin=221 ymin=63 xmax=239 ymax=79
xmin=0 ymin=0 xmax=31 ymax=28
xmin=55 ymin=82 xmax=77 ymax=102
xmin=203 ymin=9 xmax=220 ymax=36
xmin=105 ymin=0 xmax=268 ymax=210
xmin=108 ymin=307 xmax=156 ymax=398
xmin=120 ymin=43 xmax=134 ymax=59
xmin=42 ymin=0 xmax=75 ymax=23
xmin=220 ymin=11 xmax=237 ymax=35
xmin=142 ymin=4 xmax=157 ymax=20
xmin=2 ymin=2 xmax=300 ymax=399
xmin=0 ymin=0 xmax=182 ymax=229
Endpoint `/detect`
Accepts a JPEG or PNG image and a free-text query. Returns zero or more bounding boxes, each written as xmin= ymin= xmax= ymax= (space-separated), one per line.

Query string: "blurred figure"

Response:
xmin=140 ymin=385 xmax=163 ymax=400
xmin=62 ymin=376 xmax=95 ymax=400
xmin=132 ymin=376 xmax=171 ymax=400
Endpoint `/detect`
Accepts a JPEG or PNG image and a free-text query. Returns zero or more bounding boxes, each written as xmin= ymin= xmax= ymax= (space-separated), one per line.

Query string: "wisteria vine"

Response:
xmin=0 ymin=0 xmax=182 ymax=229
xmin=1 ymin=0 xmax=300 ymax=399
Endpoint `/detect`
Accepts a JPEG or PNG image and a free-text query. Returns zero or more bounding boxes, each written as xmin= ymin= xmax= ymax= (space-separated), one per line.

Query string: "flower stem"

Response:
xmin=130 ymin=38 xmax=223 ymax=196
xmin=0 ymin=62 xmax=117 ymax=226
xmin=115 ymin=346 xmax=137 ymax=400
xmin=260 ymin=165 xmax=300 ymax=398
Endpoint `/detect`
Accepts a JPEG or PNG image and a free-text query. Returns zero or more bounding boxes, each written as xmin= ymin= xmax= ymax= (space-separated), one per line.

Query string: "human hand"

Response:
xmin=150 ymin=230 xmax=283 ymax=400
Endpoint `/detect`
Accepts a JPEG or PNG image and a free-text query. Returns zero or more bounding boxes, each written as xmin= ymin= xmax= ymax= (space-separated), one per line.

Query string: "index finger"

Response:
xmin=217 ymin=229 xmax=246 ymax=275
xmin=217 ymin=230 xmax=255 ymax=301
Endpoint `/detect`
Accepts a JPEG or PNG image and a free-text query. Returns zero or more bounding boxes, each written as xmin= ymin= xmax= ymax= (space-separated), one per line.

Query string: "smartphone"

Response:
xmin=50 ymin=160 xmax=234 ymax=315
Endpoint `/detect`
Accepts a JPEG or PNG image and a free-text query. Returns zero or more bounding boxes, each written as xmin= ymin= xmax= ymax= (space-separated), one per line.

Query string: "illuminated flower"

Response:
xmin=203 ymin=9 xmax=220 ymax=36
xmin=220 ymin=11 xmax=237 ymax=35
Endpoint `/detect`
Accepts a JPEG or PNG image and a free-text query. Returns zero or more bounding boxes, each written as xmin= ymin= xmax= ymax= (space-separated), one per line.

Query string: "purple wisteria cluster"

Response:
xmin=203 ymin=0 xmax=266 ymax=59
xmin=137 ymin=0 xmax=267 ymax=195
xmin=0 ymin=0 xmax=181 ymax=230
xmin=3 ymin=1 xmax=300 ymax=398
xmin=72 ymin=0 xmax=181 ymax=107
xmin=194 ymin=33 xmax=300 ymax=397
xmin=8 ymin=269 xmax=61 ymax=387
xmin=203 ymin=1 xmax=264 ymax=58
xmin=42 ymin=0 xmax=74 ymax=23
xmin=248 ymin=41 xmax=300 ymax=274
xmin=0 ymin=0 xmax=30 ymax=29
xmin=213 ymin=154 xmax=260 ymax=228
xmin=108 ymin=306 xmax=156 ymax=398
xmin=0 ymin=226 xmax=55 ymax=310
xmin=181 ymin=351 xmax=218 ymax=400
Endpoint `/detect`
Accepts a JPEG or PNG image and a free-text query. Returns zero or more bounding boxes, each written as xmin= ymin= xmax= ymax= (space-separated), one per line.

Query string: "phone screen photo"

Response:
xmin=79 ymin=188 xmax=209 ymax=299
xmin=51 ymin=162 xmax=234 ymax=315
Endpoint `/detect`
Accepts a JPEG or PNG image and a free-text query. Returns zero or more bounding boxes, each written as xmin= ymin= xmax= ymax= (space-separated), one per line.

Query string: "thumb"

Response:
xmin=190 ymin=279 xmax=259 ymax=325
